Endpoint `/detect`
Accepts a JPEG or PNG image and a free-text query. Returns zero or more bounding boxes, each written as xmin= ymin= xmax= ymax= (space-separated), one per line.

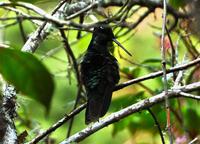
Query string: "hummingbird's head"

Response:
xmin=91 ymin=25 xmax=132 ymax=56
xmin=93 ymin=26 xmax=115 ymax=42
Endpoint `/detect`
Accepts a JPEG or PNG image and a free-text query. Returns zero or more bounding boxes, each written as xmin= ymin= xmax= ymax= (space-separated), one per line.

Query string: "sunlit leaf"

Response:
xmin=0 ymin=48 xmax=54 ymax=111
xmin=120 ymin=67 xmax=141 ymax=78
xmin=142 ymin=58 xmax=170 ymax=65
xmin=9 ymin=0 xmax=47 ymax=3
xmin=169 ymin=0 xmax=186 ymax=9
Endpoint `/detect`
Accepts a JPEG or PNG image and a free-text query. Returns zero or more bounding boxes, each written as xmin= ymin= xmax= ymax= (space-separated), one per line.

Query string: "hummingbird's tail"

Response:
xmin=85 ymin=85 xmax=114 ymax=124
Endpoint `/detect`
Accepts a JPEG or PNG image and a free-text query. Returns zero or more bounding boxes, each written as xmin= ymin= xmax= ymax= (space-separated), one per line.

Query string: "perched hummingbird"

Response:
xmin=81 ymin=25 xmax=131 ymax=124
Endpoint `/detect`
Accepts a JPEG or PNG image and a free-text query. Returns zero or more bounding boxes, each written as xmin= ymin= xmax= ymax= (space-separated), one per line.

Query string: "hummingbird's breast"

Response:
xmin=80 ymin=52 xmax=120 ymax=90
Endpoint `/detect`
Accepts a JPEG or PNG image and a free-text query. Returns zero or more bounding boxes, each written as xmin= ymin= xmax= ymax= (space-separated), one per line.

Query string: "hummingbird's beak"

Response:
xmin=112 ymin=38 xmax=132 ymax=56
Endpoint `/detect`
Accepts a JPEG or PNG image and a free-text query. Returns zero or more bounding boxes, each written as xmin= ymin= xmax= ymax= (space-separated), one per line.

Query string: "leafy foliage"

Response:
xmin=0 ymin=0 xmax=200 ymax=143
xmin=0 ymin=48 xmax=54 ymax=111
xmin=169 ymin=0 xmax=186 ymax=9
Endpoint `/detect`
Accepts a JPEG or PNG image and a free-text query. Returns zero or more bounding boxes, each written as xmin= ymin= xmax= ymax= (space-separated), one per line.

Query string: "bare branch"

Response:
xmin=65 ymin=1 xmax=98 ymax=20
xmin=0 ymin=0 xmax=188 ymax=53
xmin=29 ymin=103 xmax=86 ymax=144
xmin=60 ymin=81 xmax=200 ymax=144
xmin=0 ymin=0 xmax=196 ymax=143
xmin=29 ymin=57 xmax=200 ymax=143
xmin=21 ymin=0 xmax=67 ymax=53
xmin=160 ymin=0 xmax=173 ymax=143
xmin=115 ymin=57 xmax=200 ymax=91
xmin=179 ymin=92 xmax=200 ymax=100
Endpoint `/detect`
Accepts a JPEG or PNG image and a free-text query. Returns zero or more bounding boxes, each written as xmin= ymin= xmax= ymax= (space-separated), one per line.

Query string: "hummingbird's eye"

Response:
xmin=100 ymin=26 xmax=104 ymax=29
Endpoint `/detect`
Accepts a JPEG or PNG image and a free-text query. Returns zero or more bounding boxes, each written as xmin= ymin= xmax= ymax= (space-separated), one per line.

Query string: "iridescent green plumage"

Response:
xmin=81 ymin=25 xmax=120 ymax=124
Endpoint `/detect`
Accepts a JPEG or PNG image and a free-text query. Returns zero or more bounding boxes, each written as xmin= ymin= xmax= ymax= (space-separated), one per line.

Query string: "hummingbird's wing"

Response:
xmin=80 ymin=53 xmax=119 ymax=124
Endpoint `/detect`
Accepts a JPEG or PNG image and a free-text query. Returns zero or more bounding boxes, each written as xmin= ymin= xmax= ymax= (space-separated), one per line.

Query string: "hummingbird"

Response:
xmin=80 ymin=25 xmax=131 ymax=124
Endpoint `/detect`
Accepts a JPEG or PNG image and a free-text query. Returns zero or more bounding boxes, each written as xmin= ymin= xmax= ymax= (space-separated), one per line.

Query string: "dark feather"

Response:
xmin=80 ymin=25 xmax=120 ymax=124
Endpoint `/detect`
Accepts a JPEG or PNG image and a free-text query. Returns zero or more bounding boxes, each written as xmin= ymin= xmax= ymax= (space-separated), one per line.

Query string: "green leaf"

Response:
xmin=142 ymin=58 xmax=171 ymax=66
xmin=0 ymin=48 xmax=54 ymax=111
xmin=120 ymin=67 xmax=141 ymax=77
xmin=142 ymin=58 xmax=164 ymax=64
xmin=169 ymin=0 xmax=186 ymax=9
xmin=9 ymin=0 xmax=45 ymax=3
xmin=141 ymin=58 xmax=170 ymax=70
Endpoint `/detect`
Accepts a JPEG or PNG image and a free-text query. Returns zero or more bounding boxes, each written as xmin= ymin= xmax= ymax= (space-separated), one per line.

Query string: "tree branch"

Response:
xmin=29 ymin=57 xmax=200 ymax=143
xmin=115 ymin=57 xmax=200 ymax=91
xmin=60 ymin=81 xmax=200 ymax=144
xmin=160 ymin=0 xmax=173 ymax=143
xmin=28 ymin=103 xmax=86 ymax=144
xmin=0 ymin=0 xmax=188 ymax=53
xmin=0 ymin=85 xmax=17 ymax=144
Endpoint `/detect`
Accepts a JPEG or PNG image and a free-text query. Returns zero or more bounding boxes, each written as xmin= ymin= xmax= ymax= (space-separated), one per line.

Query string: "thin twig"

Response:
xmin=117 ymin=8 xmax=153 ymax=37
xmin=165 ymin=26 xmax=176 ymax=80
xmin=59 ymin=28 xmax=81 ymax=83
xmin=161 ymin=0 xmax=173 ymax=142
xmin=115 ymin=57 xmax=200 ymax=91
xmin=20 ymin=0 xmax=67 ymax=52
xmin=0 ymin=0 xmax=189 ymax=31
xmin=0 ymin=21 xmax=19 ymax=29
xmin=2 ymin=6 xmax=42 ymax=26
xmin=65 ymin=1 xmax=98 ymax=20
xmin=188 ymin=137 xmax=199 ymax=144
xmin=119 ymin=53 xmax=157 ymax=72
xmin=28 ymin=103 xmax=87 ymax=144
xmin=147 ymin=108 xmax=165 ymax=144
xmin=179 ymin=92 xmax=200 ymax=100
xmin=179 ymin=33 xmax=197 ymax=59
xmin=66 ymin=86 xmax=82 ymax=138
xmin=13 ymin=6 xmax=27 ymax=43
xmin=58 ymin=28 xmax=82 ymax=138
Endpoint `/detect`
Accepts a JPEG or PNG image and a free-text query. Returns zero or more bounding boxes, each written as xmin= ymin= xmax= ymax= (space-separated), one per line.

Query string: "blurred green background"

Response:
xmin=0 ymin=0 xmax=200 ymax=143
